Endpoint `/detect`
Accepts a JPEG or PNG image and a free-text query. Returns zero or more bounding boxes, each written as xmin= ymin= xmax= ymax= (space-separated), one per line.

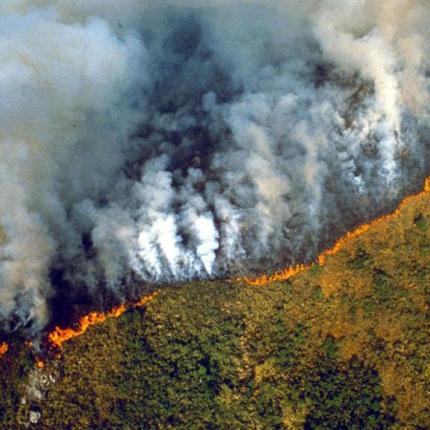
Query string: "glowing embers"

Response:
xmin=0 ymin=342 xmax=8 ymax=357
xmin=245 ymin=177 xmax=430 ymax=286
xmin=35 ymin=357 xmax=45 ymax=369
xmin=47 ymin=292 xmax=159 ymax=349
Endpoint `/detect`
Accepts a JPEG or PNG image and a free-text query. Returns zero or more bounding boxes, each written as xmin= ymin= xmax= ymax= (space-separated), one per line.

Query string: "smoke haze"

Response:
xmin=0 ymin=0 xmax=429 ymax=332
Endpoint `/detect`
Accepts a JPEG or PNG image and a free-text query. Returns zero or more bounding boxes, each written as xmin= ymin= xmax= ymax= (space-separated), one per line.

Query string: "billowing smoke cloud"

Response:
xmin=0 ymin=0 xmax=429 ymax=332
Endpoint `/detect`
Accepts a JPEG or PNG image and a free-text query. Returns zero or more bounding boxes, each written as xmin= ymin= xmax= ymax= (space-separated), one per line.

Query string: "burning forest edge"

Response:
xmin=1 ymin=173 xmax=430 ymax=428
xmin=1 ymin=176 xmax=429 ymax=370
xmin=2 ymin=1 xmax=430 ymax=337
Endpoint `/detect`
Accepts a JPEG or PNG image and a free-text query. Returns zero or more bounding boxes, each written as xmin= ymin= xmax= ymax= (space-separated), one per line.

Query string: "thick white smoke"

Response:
xmin=0 ymin=0 xmax=429 ymax=332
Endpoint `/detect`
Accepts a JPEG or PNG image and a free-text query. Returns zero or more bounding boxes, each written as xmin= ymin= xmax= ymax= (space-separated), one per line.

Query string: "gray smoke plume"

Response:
xmin=0 ymin=0 xmax=429 ymax=332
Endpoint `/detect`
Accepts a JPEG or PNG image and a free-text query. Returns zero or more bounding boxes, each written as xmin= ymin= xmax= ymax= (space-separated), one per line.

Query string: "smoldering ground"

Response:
xmin=0 ymin=0 xmax=430 ymax=332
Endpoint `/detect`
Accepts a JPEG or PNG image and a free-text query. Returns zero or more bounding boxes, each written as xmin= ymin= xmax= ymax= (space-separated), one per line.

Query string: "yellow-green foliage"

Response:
xmin=1 ymin=187 xmax=430 ymax=429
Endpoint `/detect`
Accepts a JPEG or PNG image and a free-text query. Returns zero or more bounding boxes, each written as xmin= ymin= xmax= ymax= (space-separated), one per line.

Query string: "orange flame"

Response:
xmin=244 ymin=264 xmax=309 ymax=286
xmin=317 ymin=223 xmax=371 ymax=266
xmin=245 ymin=177 xmax=430 ymax=286
xmin=0 ymin=342 xmax=8 ymax=357
xmin=48 ymin=291 xmax=159 ymax=349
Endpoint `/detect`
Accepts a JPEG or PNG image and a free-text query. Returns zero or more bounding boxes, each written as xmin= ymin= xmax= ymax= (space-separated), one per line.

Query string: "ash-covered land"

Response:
xmin=1 ymin=0 xmax=430 ymax=333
